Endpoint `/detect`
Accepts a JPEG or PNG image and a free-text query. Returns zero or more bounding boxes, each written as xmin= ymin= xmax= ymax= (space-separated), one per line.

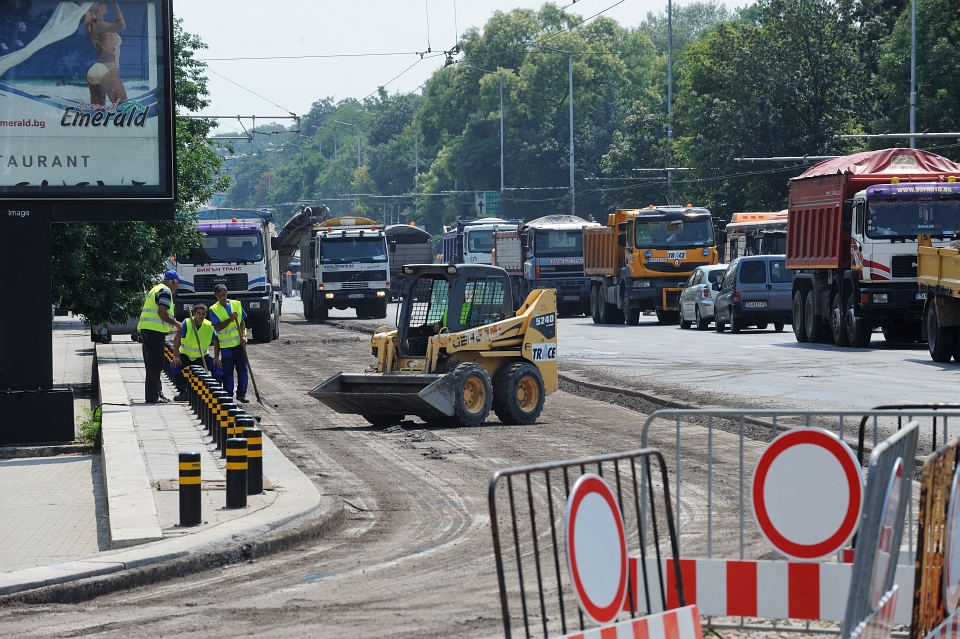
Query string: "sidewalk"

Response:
xmin=0 ymin=318 xmax=334 ymax=596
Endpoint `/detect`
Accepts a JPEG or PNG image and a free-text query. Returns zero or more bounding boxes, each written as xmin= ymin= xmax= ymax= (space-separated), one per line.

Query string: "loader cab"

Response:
xmin=398 ymin=264 xmax=514 ymax=357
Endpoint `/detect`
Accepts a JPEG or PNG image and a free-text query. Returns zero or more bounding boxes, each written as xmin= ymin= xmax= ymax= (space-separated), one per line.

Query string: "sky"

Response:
xmin=175 ymin=0 xmax=750 ymax=136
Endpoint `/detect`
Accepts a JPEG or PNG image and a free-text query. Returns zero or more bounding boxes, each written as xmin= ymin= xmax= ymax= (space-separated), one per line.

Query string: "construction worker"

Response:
xmin=137 ymin=270 xmax=182 ymax=404
xmin=209 ymin=284 xmax=249 ymax=402
xmin=170 ymin=303 xmax=220 ymax=402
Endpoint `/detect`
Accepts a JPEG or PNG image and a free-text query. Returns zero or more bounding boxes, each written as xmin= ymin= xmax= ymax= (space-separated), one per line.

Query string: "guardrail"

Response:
xmin=488 ymin=448 xmax=683 ymax=639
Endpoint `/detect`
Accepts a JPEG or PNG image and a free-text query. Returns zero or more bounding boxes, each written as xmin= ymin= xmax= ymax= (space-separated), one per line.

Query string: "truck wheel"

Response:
xmin=844 ymin=291 xmax=872 ymax=348
xmin=582 ymin=302 xmax=592 ymax=317
xmin=374 ymin=299 xmax=388 ymax=319
xmin=451 ymin=363 xmax=493 ymax=427
xmin=362 ymin=414 xmax=404 ymax=427
xmin=730 ymin=315 xmax=743 ymax=333
xmin=252 ymin=317 xmax=271 ymax=343
xmin=303 ymin=290 xmax=314 ymax=320
xmin=927 ymin=303 xmax=955 ymax=362
xmin=626 ymin=307 xmax=641 ymax=325
xmin=317 ymin=305 xmax=329 ymax=321
xmin=804 ymin=291 xmax=830 ymax=343
xmin=830 ymin=292 xmax=849 ymax=347
xmin=792 ymin=290 xmax=808 ymax=342
xmin=493 ymin=362 xmax=545 ymax=425
xmin=590 ymin=287 xmax=602 ymax=324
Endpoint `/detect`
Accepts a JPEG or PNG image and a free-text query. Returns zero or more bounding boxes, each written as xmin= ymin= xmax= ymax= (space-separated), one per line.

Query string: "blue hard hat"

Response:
xmin=163 ymin=269 xmax=180 ymax=282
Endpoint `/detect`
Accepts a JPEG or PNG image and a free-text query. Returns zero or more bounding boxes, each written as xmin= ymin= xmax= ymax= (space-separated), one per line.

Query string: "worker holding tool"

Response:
xmin=170 ymin=303 xmax=220 ymax=402
xmin=209 ymin=284 xmax=249 ymax=403
xmin=137 ymin=270 xmax=182 ymax=404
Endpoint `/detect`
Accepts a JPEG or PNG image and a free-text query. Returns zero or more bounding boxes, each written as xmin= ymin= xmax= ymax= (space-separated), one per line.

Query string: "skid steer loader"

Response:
xmin=308 ymin=264 xmax=557 ymax=427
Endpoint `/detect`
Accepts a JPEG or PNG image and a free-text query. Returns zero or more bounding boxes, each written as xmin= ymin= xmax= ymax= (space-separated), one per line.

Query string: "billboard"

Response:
xmin=0 ymin=1 xmax=174 ymax=203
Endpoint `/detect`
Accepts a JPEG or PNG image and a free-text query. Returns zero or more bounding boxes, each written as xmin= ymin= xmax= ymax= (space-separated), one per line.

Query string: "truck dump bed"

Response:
xmin=919 ymin=246 xmax=960 ymax=298
xmin=583 ymin=226 xmax=616 ymax=276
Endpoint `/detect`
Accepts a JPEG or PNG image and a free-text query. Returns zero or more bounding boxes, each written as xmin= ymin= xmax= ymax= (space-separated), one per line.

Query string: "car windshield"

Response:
xmin=534 ymin=229 xmax=583 ymax=257
xmin=466 ymin=230 xmax=495 ymax=254
xmin=866 ymin=199 xmax=960 ymax=240
xmin=320 ymin=236 xmax=388 ymax=263
xmin=635 ymin=218 xmax=714 ymax=249
xmin=178 ymin=233 xmax=263 ymax=264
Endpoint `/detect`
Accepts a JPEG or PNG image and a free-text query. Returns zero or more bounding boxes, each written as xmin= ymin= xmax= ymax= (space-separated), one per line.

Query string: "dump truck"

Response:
xmin=298 ymin=216 xmax=391 ymax=320
xmin=174 ymin=215 xmax=283 ymax=343
xmin=788 ymin=149 xmax=960 ymax=347
xmin=442 ymin=217 xmax=519 ymax=264
xmin=309 ymin=264 xmax=557 ymax=427
xmin=721 ymin=210 xmax=788 ymax=262
xmin=492 ymin=214 xmax=599 ymax=317
xmin=386 ymin=223 xmax=434 ymax=301
xmin=917 ymin=203 xmax=960 ymax=362
xmin=584 ymin=205 xmax=719 ymax=325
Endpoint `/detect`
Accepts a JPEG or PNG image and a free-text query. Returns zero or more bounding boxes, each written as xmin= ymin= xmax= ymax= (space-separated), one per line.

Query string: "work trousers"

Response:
xmin=220 ymin=346 xmax=248 ymax=397
xmin=140 ymin=329 xmax=168 ymax=403
xmin=172 ymin=353 xmax=217 ymax=392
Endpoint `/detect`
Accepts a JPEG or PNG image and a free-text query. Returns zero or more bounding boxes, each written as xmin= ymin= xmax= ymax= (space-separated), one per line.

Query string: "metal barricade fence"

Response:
xmin=842 ymin=421 xmax=919 ymax=638
xmin=857 ymin=405 xmax=960 ymax=465
xmin=489 ymin=448 xmax=684 ymax=639
xmin=910 ymin=438 xmax=960 ymax=639
xmin=639 ymin=409 xmax=960 ymax=562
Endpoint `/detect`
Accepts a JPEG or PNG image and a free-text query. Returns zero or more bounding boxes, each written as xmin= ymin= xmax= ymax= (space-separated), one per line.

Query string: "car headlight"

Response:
xmin=633 ymin=280 xmax=652 ymax=288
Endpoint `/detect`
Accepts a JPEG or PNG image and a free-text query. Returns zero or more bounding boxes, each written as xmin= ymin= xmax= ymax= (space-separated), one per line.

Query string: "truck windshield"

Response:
xmin=635 ymin=219 xmax=714 ymax=249
xmin=534 ymin=229 xmax=583 ymax=257
xmin=178 ymin=233 xmax=263 ymax=264
xmin=320 ymin=236 xmax=388 ymax=263
xmin=466 ymin=230 xmax=495 ymax=254
xmin=866 ymin=199 xmax=960 ymax=240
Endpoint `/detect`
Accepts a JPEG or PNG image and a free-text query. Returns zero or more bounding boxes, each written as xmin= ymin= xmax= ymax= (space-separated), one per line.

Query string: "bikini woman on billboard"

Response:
xmin=84 ymin=2 xmax=126 ymax=106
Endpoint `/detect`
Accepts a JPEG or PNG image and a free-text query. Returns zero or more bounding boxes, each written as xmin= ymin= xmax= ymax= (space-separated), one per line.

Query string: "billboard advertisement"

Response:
xmin=0 ymin=1 xmax=174 ymax=202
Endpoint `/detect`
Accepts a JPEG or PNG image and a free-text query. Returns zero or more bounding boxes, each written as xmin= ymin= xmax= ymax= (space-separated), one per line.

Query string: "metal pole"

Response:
xmin=415 ymin=118 xmax=419 ymax=189
xmin=568 ymin=52 xmax=574 ymax=216
xmin=357 ymin=127 xmax=361 ymax=167
xmin=499 ymin=73 xmax=505 ymax=192
xmin=667 ymin=0 xmax=673 ymax=201
xmin=910 ymin=0 xmax=917 ymax=149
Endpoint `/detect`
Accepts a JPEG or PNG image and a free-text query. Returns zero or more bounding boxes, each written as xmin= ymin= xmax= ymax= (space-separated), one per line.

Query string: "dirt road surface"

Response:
xmin=0 ymin=307 xmax=906 ymax=638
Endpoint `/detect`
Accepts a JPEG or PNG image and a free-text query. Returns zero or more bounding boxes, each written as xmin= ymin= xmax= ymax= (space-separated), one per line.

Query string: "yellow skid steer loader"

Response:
xmin=309 ymin=264 xmax=557 ymax=427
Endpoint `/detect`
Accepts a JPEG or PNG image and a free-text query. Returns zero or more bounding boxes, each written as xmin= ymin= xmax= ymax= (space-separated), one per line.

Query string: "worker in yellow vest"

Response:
xmin=137 ymin=270 xmax=182 ymax=404
xmin=170 ymin=303 xmax=221 ymax=402
xmin=209 ymin=284 xmax=249 ymax=402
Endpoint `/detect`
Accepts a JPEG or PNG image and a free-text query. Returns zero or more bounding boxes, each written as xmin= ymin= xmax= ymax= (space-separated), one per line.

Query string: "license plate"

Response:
xmin=743 ymin=301 xmax=767 ymax=308
xmin=563 ymin=295 xmax=579 ymax=301
xmin=348 ymin=293 xmax=364 ymax=299
xmin=916 ymin=293 xmax=927 ymax=301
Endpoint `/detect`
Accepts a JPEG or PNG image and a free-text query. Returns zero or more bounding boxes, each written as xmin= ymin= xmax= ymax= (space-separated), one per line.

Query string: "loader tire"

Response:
xmin=450 ymin=363 xmax=492 ymax=427
xmin=362 ymin=414 xmax=404 ymax=427
xmin=493 ymin=362 xmax=545 ymax=425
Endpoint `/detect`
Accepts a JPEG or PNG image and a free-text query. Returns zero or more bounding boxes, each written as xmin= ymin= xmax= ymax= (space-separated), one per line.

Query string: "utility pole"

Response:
xmin=568 ymin=51 xmax=574 ymax=216
xmin=415 ymin=118 xmax=419 ymax=190
xmin=667 ymin=0 xmax=674 ymax=202
xmin=910 ymin=0 xmax=917 ymax=149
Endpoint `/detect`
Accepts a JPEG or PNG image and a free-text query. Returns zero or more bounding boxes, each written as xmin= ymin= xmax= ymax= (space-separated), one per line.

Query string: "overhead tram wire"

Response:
xmin=199 ymin=51 xmax=433 ymax=62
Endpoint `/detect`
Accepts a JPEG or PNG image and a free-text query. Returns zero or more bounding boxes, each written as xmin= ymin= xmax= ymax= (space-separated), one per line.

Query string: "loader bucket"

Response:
xmin=308 ymin=372 xmax=457 ymax=419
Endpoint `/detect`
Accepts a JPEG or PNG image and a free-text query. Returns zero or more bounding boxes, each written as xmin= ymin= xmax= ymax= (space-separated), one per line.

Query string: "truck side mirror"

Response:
xmin=389 ymin=241 xmax=397 ymax=253
xmin=841 ymin=200 xmax=853 ymax=232
xmin=270 ymin=237 xmax=281 ymax=251
xmin=617 ymin=233 xmax=627 ymax=247
xmin=617 ymin=221 xmax=629 ymax=232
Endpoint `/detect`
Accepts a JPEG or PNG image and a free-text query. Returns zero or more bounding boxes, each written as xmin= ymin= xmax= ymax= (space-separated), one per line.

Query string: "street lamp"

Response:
xmin=459 ymin=62 xmax=505 ymax=192
xmin=333 ymin=120 xmax=361 ymax=167
xmin=529 ymin=43 xmax=575 ymax=216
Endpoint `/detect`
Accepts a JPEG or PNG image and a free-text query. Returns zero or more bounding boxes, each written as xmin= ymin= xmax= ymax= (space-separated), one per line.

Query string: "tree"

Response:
xmin=51 ymin=20 xmax=228 ymax=326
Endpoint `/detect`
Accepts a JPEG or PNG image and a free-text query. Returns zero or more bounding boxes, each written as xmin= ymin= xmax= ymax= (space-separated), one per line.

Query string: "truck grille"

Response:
xmin=538 ymin=265 xmax=584 ymax=276
xmin=193 ymin=274 xmax=249 ymax=292
xmin=891 ymin=255 xmax=918 ymax=279
xmin=340 ymin=281 xmax=370 ymax=290
xmin=644 ymin=261 xmax=710 ymax=273
xmin=323 ymin=270 xmax=387 ymax=283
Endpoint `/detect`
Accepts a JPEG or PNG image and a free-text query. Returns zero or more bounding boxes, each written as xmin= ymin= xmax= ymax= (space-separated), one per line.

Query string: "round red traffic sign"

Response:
xmin=944 ymin=465 xmax=960 ymax=613
xmin=565 ymin=473 xmax=628 ymax=625
xmin=752 ymin=428 xmax=863 ymax=560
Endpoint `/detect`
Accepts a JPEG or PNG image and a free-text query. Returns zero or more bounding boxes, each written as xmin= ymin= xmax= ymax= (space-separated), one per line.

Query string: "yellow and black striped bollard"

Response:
xmin=241 ymin=422 xmax=262 ymax=494
xmin=179 ymin=452 xmax=202 ymax=526
xmin=218 ymin=401 xmax=238 ymax=456
xmin=225 ymin=439 xmax=248 ymax=508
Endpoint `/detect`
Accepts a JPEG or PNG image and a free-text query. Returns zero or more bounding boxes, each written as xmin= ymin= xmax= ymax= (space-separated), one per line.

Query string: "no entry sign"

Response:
xmin=565 ymin=473 xmax=628 ymax=625
xmin=752 ymin=428 xmax=863 ymax=560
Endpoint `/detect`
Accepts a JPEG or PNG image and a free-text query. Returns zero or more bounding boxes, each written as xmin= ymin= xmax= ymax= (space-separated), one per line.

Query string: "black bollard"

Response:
xmin=227 ymin=408 xmax=244 ymax=439
xmin=179 ymin=452 xmax=202 ymax=526
xmin=225 ymin=438 xmax=248 ymax=508
xmin=218 ymin=401 xmax=238 ymax=457
xmin=212 ymin=392 xmax=230 ymax=446
xmin=241 ymin=424 xmax=262 ymax=494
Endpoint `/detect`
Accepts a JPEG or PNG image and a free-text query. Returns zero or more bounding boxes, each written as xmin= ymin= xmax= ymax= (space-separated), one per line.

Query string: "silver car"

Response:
xmin=679 ymin=264 xmax=727 ymax=330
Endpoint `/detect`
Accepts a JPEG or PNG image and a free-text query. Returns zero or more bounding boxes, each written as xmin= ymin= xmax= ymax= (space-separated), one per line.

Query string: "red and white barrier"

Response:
xmin=626 ymin=558 xmax=913 ymax=623
xmin=556 ymin=604 xmax=703 ymax=639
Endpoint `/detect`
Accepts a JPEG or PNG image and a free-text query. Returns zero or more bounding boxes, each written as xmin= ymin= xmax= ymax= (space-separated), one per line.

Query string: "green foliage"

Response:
xmin=52 ymin=20 xmax=228 ymax=327
xmin=76 ymin=406 xmax=102 ymax=446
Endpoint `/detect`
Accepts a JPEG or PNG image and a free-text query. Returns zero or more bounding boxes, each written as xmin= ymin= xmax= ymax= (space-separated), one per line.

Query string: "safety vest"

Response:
xmin=179 ymin=319 xmax=215 ymax=359
xmin=210 ymin=299 xmax=243 ymax=348
xmin=137 ymin=283 xmax=174 ymax=333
